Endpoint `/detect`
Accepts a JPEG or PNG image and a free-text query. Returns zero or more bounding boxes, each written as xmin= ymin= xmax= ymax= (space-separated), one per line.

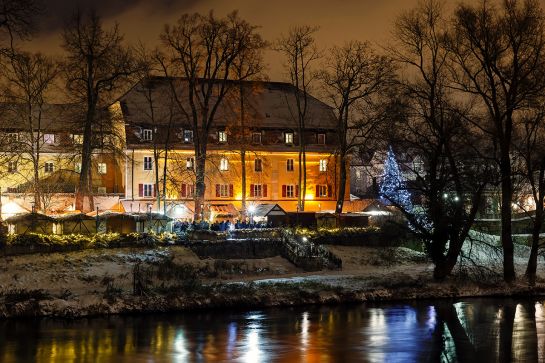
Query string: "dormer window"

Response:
xmin=285 ymin=132 xmax=294 ymax=144
xmin=43 ymin=134 xmax=55 ymax=144
xmin=142 ymin=129 xmax=153 ymax=141
xmin=317 ymin=133 xmax=326 ymax=145
xmin=183 ymin=130 xmax=193 ymax=143
xmin=218 ymin=130 xmax=227 ymax=143
xmin=252 ymin=132 xmax=262 ymax=144
xmin=186 ymin=157 xmax=194 ymax=170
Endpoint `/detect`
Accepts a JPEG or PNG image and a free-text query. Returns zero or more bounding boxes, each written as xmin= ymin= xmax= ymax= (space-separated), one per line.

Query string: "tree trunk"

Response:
xmin=76 ymin=104 xmax=95 ymax=212
xmin=335 ymin=154 xmax=347 ymax=214
xmin=500 ymin=151 xmax=516 ymax=283
xmin=241 ymin=149 xmax=246 ymax=216
xmin=526 ymin=207 xmax=542 ymax=285
xmin=194 ymin=144 xmax=207 ymax=221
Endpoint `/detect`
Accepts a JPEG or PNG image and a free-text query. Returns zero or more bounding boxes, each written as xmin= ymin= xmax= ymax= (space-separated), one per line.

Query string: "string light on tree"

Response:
xmin=379 ymin=147 xmax=413 ymax=211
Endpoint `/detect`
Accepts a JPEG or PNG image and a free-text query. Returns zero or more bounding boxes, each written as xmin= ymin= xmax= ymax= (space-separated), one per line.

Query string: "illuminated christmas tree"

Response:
xmin=379 ymin=147 xmax=413 ymax=211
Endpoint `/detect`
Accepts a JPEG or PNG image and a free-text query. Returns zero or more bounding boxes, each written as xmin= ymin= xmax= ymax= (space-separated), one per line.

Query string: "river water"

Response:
xmin=0 ymin=298 xmax=543 ymax=362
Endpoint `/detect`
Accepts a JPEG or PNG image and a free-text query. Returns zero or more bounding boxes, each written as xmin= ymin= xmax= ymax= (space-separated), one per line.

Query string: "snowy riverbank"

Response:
xmin=0 ymin=236 xmax=543 ymax=318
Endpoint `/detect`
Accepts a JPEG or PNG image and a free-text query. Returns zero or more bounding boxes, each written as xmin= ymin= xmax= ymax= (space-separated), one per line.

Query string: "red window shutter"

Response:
xmin=216 ymin=184 xmax=220 ymax=197
xmin=263 ymin=184 xmax=267 ymax=197
xmin=296 ymin=185 xmax=299 ymax=197
xmin=316 ymin=185 xmax=319 ymax=198
xmin=138 ymin=184 xmax=143 ymax=197
xmin=181 ymin=184 xmax=187 ymax=197
xmin=282 ymin=185 xmax=286 ymax=198
xmin=250 ymin=184 xmax=255 ymax=197
xmin=229 ymin=184 xmax=234 ymax=197
xmin=328 ymin=184 xmax=332 ymax=198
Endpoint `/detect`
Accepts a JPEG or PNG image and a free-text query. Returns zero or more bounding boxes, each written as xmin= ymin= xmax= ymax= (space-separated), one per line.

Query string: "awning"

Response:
xmin=210 ymin=204 xmax=238 ymax=217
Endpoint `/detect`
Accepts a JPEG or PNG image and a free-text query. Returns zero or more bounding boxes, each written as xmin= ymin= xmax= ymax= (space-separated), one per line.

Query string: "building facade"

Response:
xmin=116 ymin=77 xmax=348 ymax=219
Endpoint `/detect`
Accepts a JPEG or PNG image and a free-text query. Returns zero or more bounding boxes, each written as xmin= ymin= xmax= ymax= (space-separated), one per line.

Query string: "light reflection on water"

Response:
xmin=0 ymin=299 xmax=544 ymax=362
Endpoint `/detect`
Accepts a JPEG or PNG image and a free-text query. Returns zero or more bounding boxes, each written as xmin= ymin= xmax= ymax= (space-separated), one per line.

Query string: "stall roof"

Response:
xmin=252 ymin=204 xmax=287 ymax=217
xmin=210 ymin=204 xmax=238 ymax=216
xmin=5 ymin=212 xmax=56 ymax=224
xmin=53 ymin=213 xmax=96 ymax=221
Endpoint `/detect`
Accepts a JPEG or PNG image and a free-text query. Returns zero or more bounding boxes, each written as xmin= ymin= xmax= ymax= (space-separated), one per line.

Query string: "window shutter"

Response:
xmin=216 ymin=184 xmax=220 ymax=197
xmin=153 ymin=184 xmax=157 ymax=197
xmin=328 ymin=184 xmax=332 ymax=198
xmin=296 ymin=185 xmax=299 ymax=197
xmin=250 ymin=184 xmax=255 ymax=197
xmin=181 ymin=184 xmax=187 ymax=197
xmin=263 ymin=184 xmax=267 ymax=197
xmin=316 ymin=185 xmax=319 ymax=198
xmin=229 ymin=184 xmax=234 ymax=197
xmin=282 ymin=185 xmax=286 ymax=198
xmin=138 ymin=184 xmax=143 ymax=197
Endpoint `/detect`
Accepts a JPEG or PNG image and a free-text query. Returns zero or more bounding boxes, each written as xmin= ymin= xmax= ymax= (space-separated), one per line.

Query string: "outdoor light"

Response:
xmin=443 ymin=193 xmax=448 ymax=199
xmin=454 ymin=196 xmax=460 ymax=202
xmin=302 ymin=236 xmax=308 ymax=242
xmin=248 ymin=205 xmax=256 ymax=214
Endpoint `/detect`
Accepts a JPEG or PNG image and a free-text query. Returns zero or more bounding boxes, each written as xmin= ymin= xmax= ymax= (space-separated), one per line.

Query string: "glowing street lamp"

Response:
xmin=248 ymin=204 xmax=256 ymax=225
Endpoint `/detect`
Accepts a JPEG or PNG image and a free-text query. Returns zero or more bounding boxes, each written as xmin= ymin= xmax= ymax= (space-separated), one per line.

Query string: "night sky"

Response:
xmin=27 ymin=0 xmax=434 ymax=79
xmin=26 ymin=0 xmax=430 ymax=80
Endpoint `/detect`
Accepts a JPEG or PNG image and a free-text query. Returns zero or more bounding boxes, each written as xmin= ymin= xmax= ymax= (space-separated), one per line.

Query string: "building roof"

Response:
xmin=0 ymin=103 xmax=83 ymax=132
xmin=117 ymin=77 xmax=337 ymax=148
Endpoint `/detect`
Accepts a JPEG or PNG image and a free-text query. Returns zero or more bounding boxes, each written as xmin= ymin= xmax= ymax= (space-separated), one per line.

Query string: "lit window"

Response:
xmin=319 ymin=159 xmax=328 ymax=172
xmin=72 ymin=134 xmax=83 ymax=144
xmin=252 ymin=132 xmax=262 ymax=144
xmin=143 ymin=156 xmax=153 ymax=171
xmin=186 ymin=157 xmax=194 ymax=170
xmin=75 ymin=162 xmax=81 ymax=173
xmin=44 ymin=162 xmax=54 ymax=173
xmin=142 ymin=129 xmax=153 ymax=141
xmin=287 ymin=159 xmax=294 ymax=172
xmin=255 ymin=158 xmax=262 ymax=172
xmin=97 ymin=163 xmax=107 ymax=174
xmin=219 ymin=184 xmax=230 ymax=197
xmin=7 ymin=161 xmax=16 ymax=173
xmin=317 ymin=133 xmax=326 ymax=145
xmin=143 ymin=184 xmax=154 ymax=197
xmin=286 ymin=185 xmax=295 ymax=198
xmin=285 ymin=132 xmax=294 ymax=144
xmin=317 ymin=185 xmax=328 ymax=197
xmin=43 ymin=134 xmax=55 ymax=144
xmin=218 ymin=130 xmax=227 ymax=143
xmin=220 ymin=158 xmax=229 ymax=171
xmin=183 ymin=130 xmax=193 ymax=143
xmin=7 ymin=133 xmax=18 ymax=143
xmin=252 ymin=184 xmax=263 ymax=197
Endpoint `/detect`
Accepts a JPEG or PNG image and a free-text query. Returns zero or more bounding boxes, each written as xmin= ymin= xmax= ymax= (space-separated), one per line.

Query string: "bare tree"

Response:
xmin=512 ymin=105 xmax=545 ymax=284
xmin=62 ymin=10 xmax=136 ymax=211
xmin=230 ymin=34 xmax=267 ymax=216
xmin=320 ymin=40 xmax=395 ymax=213
xmin=0 ymin=0 xmax=42 ymax=52
xmin=160 ymin=11 xmax=263 ymax=220
xmin=389 ymin=0 xmax=490 ymax=280
xmin=449 ymin=0 xmax=545 ymax=282
xmin=275 ymin=25 xmax=320 ymax=212
xmin=1 ymin=51 xmax=58 ymax=211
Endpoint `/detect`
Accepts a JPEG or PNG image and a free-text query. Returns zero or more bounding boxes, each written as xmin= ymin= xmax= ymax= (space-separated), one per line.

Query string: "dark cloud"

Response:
xmin=36 ymin=0 xmax=196 ymax=34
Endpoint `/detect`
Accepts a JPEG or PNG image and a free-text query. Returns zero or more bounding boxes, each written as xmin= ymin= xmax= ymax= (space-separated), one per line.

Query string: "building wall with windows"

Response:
xmin=118 ymin=77 xmax=349 ymax=215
